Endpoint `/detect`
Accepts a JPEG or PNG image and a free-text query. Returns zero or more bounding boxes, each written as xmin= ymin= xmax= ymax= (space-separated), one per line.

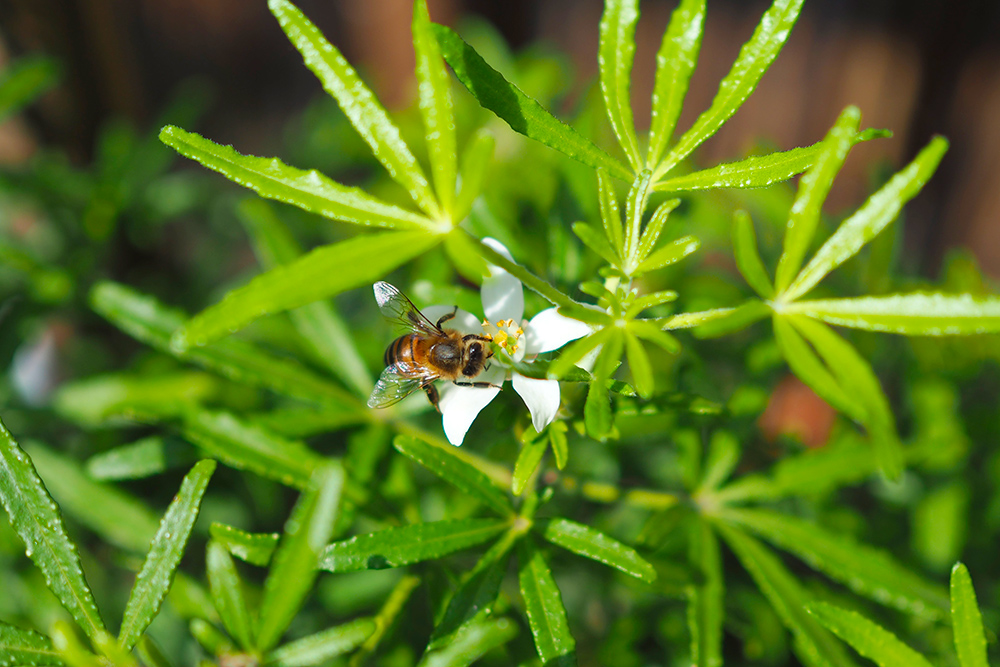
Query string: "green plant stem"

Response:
xmin=559 ymin=475 xmax=681 ymax=510
xmin=466 ymin=230 xmax=577 ymax=309
xmin=350 ymin=574 xmax=420 ymax=667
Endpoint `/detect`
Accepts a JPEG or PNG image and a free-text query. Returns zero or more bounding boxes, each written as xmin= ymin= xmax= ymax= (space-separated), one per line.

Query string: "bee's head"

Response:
xmin=461 ymin=337 xmax=492 ymax=377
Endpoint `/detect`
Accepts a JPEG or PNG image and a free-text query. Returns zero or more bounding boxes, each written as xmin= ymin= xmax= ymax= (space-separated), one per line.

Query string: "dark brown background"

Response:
xmin=2 ymin=0 xmax=999 ymax=277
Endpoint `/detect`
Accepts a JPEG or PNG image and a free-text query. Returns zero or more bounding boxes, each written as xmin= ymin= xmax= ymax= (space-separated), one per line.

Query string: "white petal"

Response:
xmin=524 ymin=308 xmax=593 ymax=354
xmin=481 ymin=238 xmax=524 ymax=322
xmin=438 ymin=364 xmax=507 ymax=446
xmin=512 ymin=373 xmax=561 ymax=433
xmin=421 ymin=306 xmax=482 ymax=335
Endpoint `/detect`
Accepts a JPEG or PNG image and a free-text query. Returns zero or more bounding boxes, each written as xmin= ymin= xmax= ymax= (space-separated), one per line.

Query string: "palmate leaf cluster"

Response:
xmin=1 ymin=0 xmax=1000 ymax=666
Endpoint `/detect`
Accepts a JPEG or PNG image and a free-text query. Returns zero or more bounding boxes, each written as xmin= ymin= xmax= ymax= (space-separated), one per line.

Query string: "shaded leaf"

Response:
xmin=430 ymin=548 xmax=511 ymax=648
xmin=540 ymin=518 xmax=656 ymax=583
xmin=454 ymin=129 xmax=495 ymax=222
xmin=635 ymin=199 xmax=680 ymax=266
xmin=693 ymin=300 xmax=770 ymax=339
xmin=597 ymin=170 xmax=625 ymax=256
xmin=210 ymin=523 xmax=281 ymax=567
xmin=0 ymin=621 xmax=61 ymax=666
xmin=419 ymin=617 xmax=517 ymax=667
xmin=732 ymin=211 xmax=774 ymax=298
xmin=86 ymin=437 xmax=197 ymax=481
xmin=572 ymin=222 xmax=620 ymax=266
xmin=624 ymin=332 xmax=654 ymax=398
xmin=807 ymin=602 xmax=934 ymax=667
xmin=513 ymin=435 xmax=548 ymax=497
xmin=207 ymin=541 xmax=254 ymax=650
xmin=518 ymin=541 xmax=576 ymax=665
xmin=687 ymin=520 xmax=723 ymax=667
xmin=0 ymin=55 xmax=60 ymax=122
xmin=265 ymin=618 xmax=375 ymax=667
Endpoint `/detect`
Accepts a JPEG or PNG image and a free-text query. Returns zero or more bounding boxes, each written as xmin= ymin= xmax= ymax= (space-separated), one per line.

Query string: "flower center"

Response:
xmin=482 ymin=318 xmax=524 ymax=356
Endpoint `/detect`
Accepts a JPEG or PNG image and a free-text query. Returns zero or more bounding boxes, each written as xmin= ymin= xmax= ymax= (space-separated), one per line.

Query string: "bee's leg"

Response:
xmin=435 ymin=306 xmax=458 ymax=329
xmin=453 ymin=380 xmax=503 ymax=390
xmin=422 ymin=382 xmax=441 ymax=412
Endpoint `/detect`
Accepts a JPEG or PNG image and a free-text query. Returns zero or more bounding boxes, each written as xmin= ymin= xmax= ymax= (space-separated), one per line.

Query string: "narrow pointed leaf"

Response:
xmin=430 ymin=549 xmax=511 ymax=647
xmin=624 ymin=169 xmax=652 ymax=265
xmin=661 ymin=307 xmax=734 ymax=330
xmin=635 ymin=199 xmax=680 ymax=265
xmin=54 ymin=372 xmax=217 ymax=428
xmin=547 ymin=328 xmax=611 ymax=382
xmin=173 ymin=230 xmax=439 ymax=349
xmin=721 ymin=507 xmax=949 ymax=618
xmin=687 ymin=520 xmax=722 ymax=667
xmin=636 ymin=235 xmax=700 ymax=273
xmin=626 ymin=291 xmax=678 ymax=318
xmin=693 ymin=300 xmax=769 ymax=339
xmin=572 ymin=222 xmax=620 ymax=266
xmin=265 ymin=618 xmax=376 ymax=667
xmin=433 ymin=24 xmax=631 ymax=181
xmin=656 ymin=143 xmax=823 ymax=193
xmin=698 ymin=430 xmax=740 ymax=492
xmin=624 ymin=333 xmax=654 ymax=398
xmin=789 ymin=315 xmax=902 ymax=479
xmin=513 ymin=436 xmax=548 ymax=497
xmin=319 ymin=519 xmax=507 ymax=572
xmin=268 ymin=0 xmax=439 ymax=216
xmin=0 ymin=421 xmax=105 ymax=639
xmin=597 ymin=170 xmax=624 ymax=255
xmin=784 ymin=292 xmax=1000 ymax=335
xmin=257 ymin=462 xmax=344 ymax=651
xmin=648 ymin=0 xmax=705 ymax=166
xmin=784 ymin=136 xmax=948 ymax=301
xmin=775 ymin=106 xmax=860 ymax=292
xmin=657 ymin=0 xmax=805 ymax=176
xmin=807 ymin=602 xmax=934 ymax=667
xmin=950 ymin=563 xmax=988 ymax=667
xmin=210 ymin=523 xmax=280 ymax=567
xmin=541 ymin=517 xmax=656 ymax=583
xmin=90 ymin=282 xmax=358 ymax=408
xmin=732 ymin=211 xmax=774 ymax=298
xmin=393 ymin=436 xmax=513 ymax=516
xmin=238 ymin=198 xmax=373 ymax=395
xmin=413 ymin=0 xmax=457 ymax=211
xmin=160 ymin=126 xmax=430 ymax=229
xmin=454 ymin=129 xmax=495 ymax=221
xmin=518 ymin=542 xmax=576 ymax=664
xmin=180 ymin=409 xmax=323 ymax=490
xmin=86 ymin=437 xmax=196 ymax=482
xmin=0 ymin=622 xmax=61 ymax=666
xmin=629 ymin=320 xmax=680 ymax=354
xmin=715 ymin=524 xmax=856 ymax=667
xmin=207 ymin=541 xmax=255 ymax=650
xmin=119 ymin=460 xmax=216 ymax=651
xmin=599 ymin=0 xmax=642 ymax=169
xmin=418 ymin=617 xmax=517 ymax=667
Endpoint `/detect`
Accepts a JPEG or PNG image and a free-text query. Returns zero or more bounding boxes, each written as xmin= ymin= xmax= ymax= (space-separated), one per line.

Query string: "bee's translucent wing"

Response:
xmin=367 ymin=365 xmax=430 ymax=408
xmin=373 ymin=281 xmax=443 ymax=335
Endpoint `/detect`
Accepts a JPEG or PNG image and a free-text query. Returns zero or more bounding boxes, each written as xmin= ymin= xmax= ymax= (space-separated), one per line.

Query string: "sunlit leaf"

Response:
xmin=598 ymin=170 xmax=625 ymax=256
xmin=784 ymin=136 xmax=948 ymax=301
xmin=418 ymin=617 xmax=517 ymax=667
xmin=635 ymin=199 xmax=680 ymax=266
xmin=636 ymin=235 xmax=700 ymax=273
xmin=807 ymin=602 xmax=934 ymax=667
xmin=647 ymin=0 xmax=705 ymax=167
xmin=54 ymin=372 xmax=217 ymax=428
xmin=513 ymin=435 xmax=548 ymax=497
xmin=0 ymin=621 xmax=61 ymax=666
xmin=207 ymin=541 xmax=254 ymax=650
xmin=784 ymin=293 xmax=1000 ymax=335
xmin=265 ymin=618 xmax=376 ymax=667
xmin=624 ymin=332 xmax=654 ymax=398
xmin=572 ymin=222 xmax=620 ymax=266
xmin=160 ymin=126 xmax=430 ymax=229
xmin=433 ymin=24 xmax=632 ymax=181
xmin=210 ymin=523 xmax=280 ymax=567
xmin=599 ymin=0 xmax=642 ymax=169
xmin=518 ymin=541 xmax=575 ymax=665
xmin=86 ymin=437 xmax=197 ymax=481
xmin=413 ymin=0 xmax=456 ymax=211
xmin=623 ymin=169 xmax=652 ymax=266
xmin=119 ymin=460 xmax=216 ymax=651
xmin=656 ymin=144 xmax=818 ymax=192
xmin=268 ymin=0 xmax=439 ymax=216
xmin=0 ymin=423 xmax=105 ymax=639
xmin=540 ymin=518 xmax=656 ymax=582
xmin=950 ymin=563 xmax=988 ymax=667
xmin=173 ymin=230 xmax=439 ymax=349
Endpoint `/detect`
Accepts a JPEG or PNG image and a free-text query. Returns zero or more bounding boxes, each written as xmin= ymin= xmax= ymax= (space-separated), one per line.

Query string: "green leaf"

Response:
xmin=264 ymin=618 xmax=376 ymax=667
xmin=655 ymin=143 xmax=819 ymax=192
xmin=0 ymin=55 xmax=60 ymax=122
xmin=549 ymin=422 xmax=569 ymax=470
xmin=623 ymin=169 xmax=653 ymax=267
xmin=698 ymin=431 xmax=740 ymax=493
xmin=597 ymin=170 xmax=625 ymax=256
xmin=687 ymin=520 xmax=723 ymax=667
xmin=656 ymin=0 xmax=805 ymax=177
xmin=180 ymin=408 xmax=323 ymax=489
xmin=721 ymin=507 xmax=949 ymax=618
xmin=418 ymin=618 xmax=517 ymax=667
xmin=585 ymin=331 xmax=624 ymax=440
xmin=807 ymin=602 xmax=934 ymax=667
xmin=626 ymin=291 xmax=678 ymax=317
xmin=54 ymin=372 xmax=218 ymax=427
xmin=238 ymin=199 xmax=373 ymax=395
xmin=599 ymin=0 xmax=642 ymax=169
xmin=540 ymin=518 xmax=656 ymax=583
xmin=0 ymin=621 xmax=61 ymax=666
xmin=783 ymin=136 xmax=948 ymax=301
xmin=572 ymin=222 xmax=620 ymax=266
xmin=90 ymin=281 xmax=358 ymax=408
xmin=784 ymin=292 xmax=1000 ymax=335
xmin=647 ymin=0 xmax=705 ymax=167
xmin=210 ymin=523 xmax=280 ymax=567
xmin=393 ymin=436 xmax=513 ymax=516
xmin=624 ymin=332 xmax=654 ymax=398
xmin=636 ymin=235 xmax=700 ymax=273
xmin=0 ymin=423 xmax=105 ymax=639
xmin=257 ymin=462 xmax=344 ymax=651
xmin=207 ymin=541 xmax=255 ymax=650
xmin=693 ymin=300 xmax=770 ymax=339
xmin=635 ymin=199 xmax=680 ymax=266
xmin=629 ymin=319 xmax=681 ymax=354
xmin=433 ymin=24 xmax=631 ymax=181
xmin=454 ymin=129 xmax=495 ymax=222
xmin=517 ymin=542 xmax=576 ymax=665
xmin=430 ymin=548 xmax=512 ymax=648
xmin=788 ymin=315 xmax=902 ymax=479
xmin=950 ymin=563 xmax=988 ymax=667
xmin=547 ymin=328 xmax=611 ymax=382
xmin=513 ymin=436 xmax=548 ymax=497
xmin=119 ymin=460 xmax=216 ymax=651
xmin=86 ymin=437 xmax=197 ymax=481
xmin=159 ymin=126 xmax=430 ymax=229
xmin=319 ymin=519 xmax=508 ymax=573
xmin=173 ymin=230 xmax=439 ymax=349
xmin=715 ymin=523 xmax=856 ymax=667
xmin=268 ymin=0 xmax=439 ymax=216
xmin=732 ymin=211 xmax=774 ymax=298
xmin=775 ymin=106 xmax=860 ymax=292
xmin=661 ymin=307 xmax=736 ymax=330
xmin=413 ymin=0 xmax=456 ymax=212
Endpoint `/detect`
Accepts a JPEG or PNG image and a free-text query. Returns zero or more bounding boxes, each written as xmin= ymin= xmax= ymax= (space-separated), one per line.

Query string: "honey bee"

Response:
xmin=368 ymin=282 xmax=497 ymax=411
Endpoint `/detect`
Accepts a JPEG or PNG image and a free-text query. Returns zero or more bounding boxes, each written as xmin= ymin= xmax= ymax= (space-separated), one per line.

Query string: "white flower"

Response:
xmin=424 ymin=238 xmax=592 ymax=446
